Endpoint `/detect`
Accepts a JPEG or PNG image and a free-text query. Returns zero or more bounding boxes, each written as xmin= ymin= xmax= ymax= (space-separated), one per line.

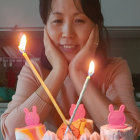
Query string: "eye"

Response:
xmin=75 ymin=19 xmax=85 ymax=23
xmin=52 ymin=19 xmax=63 ymax=24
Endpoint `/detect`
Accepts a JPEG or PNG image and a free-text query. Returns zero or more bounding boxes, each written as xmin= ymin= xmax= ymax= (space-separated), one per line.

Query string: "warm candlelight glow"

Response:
xmin=18 ymin=34 xmax=27 ymax=53
xmin=88 ymin=61 xmax=95 ymax=76
xmin=65 ymin=60 xmax=95 ymax=135
xmin=17 ymin=34 xmax=69 ymax=127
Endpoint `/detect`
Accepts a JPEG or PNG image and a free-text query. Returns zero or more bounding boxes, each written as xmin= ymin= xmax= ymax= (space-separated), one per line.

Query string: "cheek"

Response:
xmin=76 ymin=26 xmax=93 ymax=47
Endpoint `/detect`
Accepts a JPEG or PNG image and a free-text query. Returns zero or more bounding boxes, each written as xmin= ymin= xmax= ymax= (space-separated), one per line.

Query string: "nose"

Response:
xmin=62 ymin=22 xmax=75 ymax=38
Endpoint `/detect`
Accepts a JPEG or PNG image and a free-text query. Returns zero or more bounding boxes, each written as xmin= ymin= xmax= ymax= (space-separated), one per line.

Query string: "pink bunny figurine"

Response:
xmin=108 ymin=104 xmax=127 ymax=129
xmin=24 ymin=106 xmax=40 ymax=126
xmin=69 ymin=104 xmax=86 ymax=121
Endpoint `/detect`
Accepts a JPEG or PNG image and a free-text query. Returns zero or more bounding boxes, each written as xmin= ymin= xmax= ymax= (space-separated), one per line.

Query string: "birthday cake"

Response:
xmin=100 ymin=104 xmax=134 ymax=140
xmin=56 ymin=104 xmax=94 ymax=139
xmin=15 ymin=104 xmax=134 ymax=140
xmin=15 ymin=106 xmax=46 ymax=140
xmin=15 ymin=124 xmax=46 ymax=140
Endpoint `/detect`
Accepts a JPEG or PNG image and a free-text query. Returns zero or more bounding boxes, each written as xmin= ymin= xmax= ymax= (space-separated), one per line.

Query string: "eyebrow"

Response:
xmin=52 ymin=12 xmax=83 ymax=16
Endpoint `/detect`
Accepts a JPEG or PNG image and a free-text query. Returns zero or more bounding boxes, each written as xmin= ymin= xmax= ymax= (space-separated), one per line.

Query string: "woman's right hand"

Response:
xmin=44 ymin=27 xmax=68 ymax=71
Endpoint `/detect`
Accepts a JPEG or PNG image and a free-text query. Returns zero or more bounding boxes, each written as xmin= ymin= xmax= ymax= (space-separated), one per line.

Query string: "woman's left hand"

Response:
xmin=69 ymin=24 xmax=99 ymax=76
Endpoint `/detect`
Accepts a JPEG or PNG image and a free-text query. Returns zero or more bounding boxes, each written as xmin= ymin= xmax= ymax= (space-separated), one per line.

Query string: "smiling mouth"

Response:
xmin=60 ymin=45 xmax=79 ymax=53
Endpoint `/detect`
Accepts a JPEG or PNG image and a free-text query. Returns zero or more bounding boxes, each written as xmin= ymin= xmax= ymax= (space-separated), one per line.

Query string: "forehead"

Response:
xmin=51 ymin=0 xmax=83 ymax=13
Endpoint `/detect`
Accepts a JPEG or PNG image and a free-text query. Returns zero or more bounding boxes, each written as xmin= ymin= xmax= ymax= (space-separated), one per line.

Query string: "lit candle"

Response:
xmin=18 ymin=34 xmax=68 ymax=125
xmin=64 ymin=61 xmax=95 ymax=135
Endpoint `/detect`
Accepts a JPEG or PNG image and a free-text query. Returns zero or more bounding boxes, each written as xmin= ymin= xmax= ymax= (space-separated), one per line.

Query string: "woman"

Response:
xmin=1 ymin=0 xmax=140 ymax=139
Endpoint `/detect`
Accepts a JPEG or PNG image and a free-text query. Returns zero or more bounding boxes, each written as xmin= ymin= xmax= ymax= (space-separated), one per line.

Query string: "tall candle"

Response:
xmin=64 ymin=61 xmax=95 ymax=135
xmin=18 ymin=34 xmax=67 ymax=125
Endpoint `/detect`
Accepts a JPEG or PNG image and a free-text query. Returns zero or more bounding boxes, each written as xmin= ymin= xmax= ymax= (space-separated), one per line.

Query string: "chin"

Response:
xmin=66 ymin=57 xmax=72 ymax=64
xmin=65 ymin=55 xmax=75 ymax=64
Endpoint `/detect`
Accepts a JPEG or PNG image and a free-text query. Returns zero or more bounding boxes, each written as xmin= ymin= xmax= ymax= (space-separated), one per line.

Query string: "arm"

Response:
xmin=1 ymin=61 xmax=51 ymax=139
xmin=1 ymin=28 xmax=68 ymax=139
xmin=70 ymin=58 xmax=140 ymax=138
xmin=69 ymin=24 xmax=110 ymax=126
xmin=36 ymin=28 xmax=68 ymax=103
xmin=69 ymin=25 xmax=140 ymax=138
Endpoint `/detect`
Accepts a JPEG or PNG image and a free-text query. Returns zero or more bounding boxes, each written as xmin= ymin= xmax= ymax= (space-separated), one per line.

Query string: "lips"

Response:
xmin=59 ymin=44 xmax=79 ymax=53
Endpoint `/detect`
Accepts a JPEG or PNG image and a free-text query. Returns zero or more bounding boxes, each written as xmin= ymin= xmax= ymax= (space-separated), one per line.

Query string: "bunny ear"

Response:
xmin=71 ymin=104 xmax=76 ymax=112
xmin=79 ymin=104 xmax=83 ymax=108
xmin=24 ymin=108 xmax=29 ymax=115
xmin=69 ymin=104 xmax=76 ymax=117
xmin=109 ymin=104 xmax=114 ymax=112
xmin=32 ymin=106 xmax=37 ymax=113
xmin=119 ymin=105 xmax=125 ymax=112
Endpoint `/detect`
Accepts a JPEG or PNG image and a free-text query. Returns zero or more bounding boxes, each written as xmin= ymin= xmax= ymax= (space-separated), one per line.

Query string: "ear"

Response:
xmin=119 ymin=105 xmax=125 ymax=112
xmin=32 ymin=106 xmax=37 ymax=113
xmin=24 ymin=108 xmax=29 ymax=115
xmin=109 ymin=104 xmax=114 ymax=112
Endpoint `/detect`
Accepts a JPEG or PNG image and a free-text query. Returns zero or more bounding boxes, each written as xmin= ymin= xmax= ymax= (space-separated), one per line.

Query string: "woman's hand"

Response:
xmin=69 ymin=24 xmax=99 ymax=75
xmin=68 ymin=25 xmax=99 ymax=95
xmin=44 ymin=27 xmax=68 ymax=71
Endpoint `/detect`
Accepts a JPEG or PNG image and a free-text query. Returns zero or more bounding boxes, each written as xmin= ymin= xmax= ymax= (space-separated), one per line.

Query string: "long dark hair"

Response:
xmin=39 ymin=0 xmax=109 ymax=70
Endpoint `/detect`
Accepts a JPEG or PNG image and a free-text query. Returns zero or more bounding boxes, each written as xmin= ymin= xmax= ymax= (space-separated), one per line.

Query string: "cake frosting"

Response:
xmin=15 ymin=124 xmax=46 ymax=140
xmin=42 ymin=131 xmax=100 ymax=140
xmin=56 ymin=104 xmax=94 ymax=139
xmin=15 ymin=106 xmax=46 ymax=140
xmin=15 ymin=104 xmax=134 ymax=140
xmin=100 ymin=124 xmax=134 ymax=140
xmin=42 ymin=130 xmax=59 ymax=140
xmin=56 ymin=118 xmax=93 ymax=139
xmin=100 ymin=104 xmax=134 ymax=140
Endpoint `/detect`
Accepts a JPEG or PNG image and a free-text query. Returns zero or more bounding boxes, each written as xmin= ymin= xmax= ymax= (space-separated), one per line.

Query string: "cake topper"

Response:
xmin=69 ymin=104 xmax=86 ymax=121
xmin=24 ymin=106 xmax=40 ymax=126
xmin=108 ymin=104 xmax=127 ymax=129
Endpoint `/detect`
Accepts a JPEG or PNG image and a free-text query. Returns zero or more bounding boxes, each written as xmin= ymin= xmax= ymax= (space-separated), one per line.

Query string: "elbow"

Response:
xmin=133 ymin=121 xmax=140 ymax=140
xmin=1 ymin=113 xmax=16 ymax=140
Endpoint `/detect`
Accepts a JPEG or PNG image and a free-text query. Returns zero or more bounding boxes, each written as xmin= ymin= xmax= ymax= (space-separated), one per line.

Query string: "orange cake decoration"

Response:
xmin=56 ymin=104 xmax=93 ymax=140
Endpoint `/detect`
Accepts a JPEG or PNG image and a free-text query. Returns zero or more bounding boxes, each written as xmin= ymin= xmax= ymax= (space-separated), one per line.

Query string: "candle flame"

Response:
xmin=88 ymin=61 xmax=95 ymax=76
xmin=18 ymin=34 xmax=27 ymax=53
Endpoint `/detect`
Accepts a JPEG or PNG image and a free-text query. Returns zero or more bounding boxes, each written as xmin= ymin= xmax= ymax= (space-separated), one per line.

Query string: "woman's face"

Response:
xmin=46 ymin=0 xmax=94 ymax=62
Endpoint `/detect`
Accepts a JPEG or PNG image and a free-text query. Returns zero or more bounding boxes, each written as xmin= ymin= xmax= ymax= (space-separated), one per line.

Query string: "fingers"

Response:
xmin=93 ymin=24 xmax=99 ymax=46
xmin=85 ymin=27 xmax=95 ymax=49
xmin=43 ymin=27 xmax=56 ymax=52
xmin=85 ymin=24 xmax=99 ymax=50
xmin=44 ymin=27 xmax=52 ymax=47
